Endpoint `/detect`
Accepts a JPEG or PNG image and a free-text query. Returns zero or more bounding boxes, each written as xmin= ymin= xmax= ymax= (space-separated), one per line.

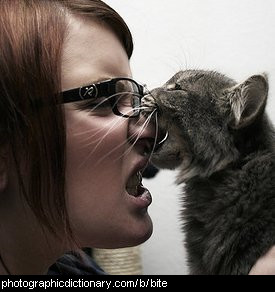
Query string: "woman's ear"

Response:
xmin=226 ymin=74 xmax=268 ymax=129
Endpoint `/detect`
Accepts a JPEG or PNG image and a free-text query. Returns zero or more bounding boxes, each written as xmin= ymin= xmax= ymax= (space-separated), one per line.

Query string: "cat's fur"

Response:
xmin=143 ymin=70 xmax=275 ymax=275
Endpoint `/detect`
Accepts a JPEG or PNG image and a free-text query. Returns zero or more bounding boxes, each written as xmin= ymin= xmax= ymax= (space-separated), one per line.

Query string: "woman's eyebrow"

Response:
xmin=81 ymin=75 xmax=112 ymax=87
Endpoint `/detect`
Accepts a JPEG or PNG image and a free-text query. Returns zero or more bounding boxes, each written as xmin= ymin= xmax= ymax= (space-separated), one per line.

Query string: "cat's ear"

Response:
xmin=227 ymin=74 xmax=268 ymax=129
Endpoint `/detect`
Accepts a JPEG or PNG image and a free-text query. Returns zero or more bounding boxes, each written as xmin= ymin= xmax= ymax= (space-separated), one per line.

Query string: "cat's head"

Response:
xmin=142 ymin=70 xmax=268 ymax=181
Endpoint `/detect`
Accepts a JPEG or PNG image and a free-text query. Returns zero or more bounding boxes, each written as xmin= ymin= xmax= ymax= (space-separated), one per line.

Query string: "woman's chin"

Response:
xmin=129 ymin=214 xmax=153 ymax=246
xmin=108 ymin=216 xmax=153 ymax=249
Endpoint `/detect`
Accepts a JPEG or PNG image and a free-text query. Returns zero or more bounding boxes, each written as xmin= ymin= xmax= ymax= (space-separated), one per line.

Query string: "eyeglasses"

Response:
xmin=61 ymin=77 xmax=145 ymax=118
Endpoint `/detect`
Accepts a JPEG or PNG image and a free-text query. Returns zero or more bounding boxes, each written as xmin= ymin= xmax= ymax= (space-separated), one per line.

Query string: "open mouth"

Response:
xmin=126 ymin=171 xmax=143 ymax=197
xmin=126 ymin=170 xmax=152 ymax=204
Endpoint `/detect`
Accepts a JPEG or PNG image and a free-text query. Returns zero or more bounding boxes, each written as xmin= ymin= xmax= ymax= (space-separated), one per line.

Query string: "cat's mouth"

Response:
xmin=156 ymin=130 xmax=169 ymax=148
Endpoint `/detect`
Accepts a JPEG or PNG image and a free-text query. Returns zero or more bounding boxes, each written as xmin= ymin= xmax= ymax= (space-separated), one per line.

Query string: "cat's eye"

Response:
xmin=167 ymin=83 xmax=182 ymax=91
xmin=174 ymin=83 xmax=181 ymax=90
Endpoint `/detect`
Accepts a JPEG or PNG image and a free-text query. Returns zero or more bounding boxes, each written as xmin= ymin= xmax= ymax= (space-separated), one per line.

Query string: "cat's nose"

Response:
xmin=141 ymin=94 xmax=158 ymax=115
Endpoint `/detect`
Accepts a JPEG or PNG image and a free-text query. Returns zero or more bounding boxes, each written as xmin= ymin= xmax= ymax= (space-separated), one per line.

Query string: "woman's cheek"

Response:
xmin=64 ymin=109 xmax=129 ymax=219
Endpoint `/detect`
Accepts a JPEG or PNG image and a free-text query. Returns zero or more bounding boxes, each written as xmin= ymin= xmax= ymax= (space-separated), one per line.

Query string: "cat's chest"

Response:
xmin=183 ymin=160 xmax=275 ymax=228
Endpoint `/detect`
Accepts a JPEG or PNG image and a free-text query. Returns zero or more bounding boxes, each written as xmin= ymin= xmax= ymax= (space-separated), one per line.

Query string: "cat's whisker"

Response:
xmin=116 ymin=110 xmax=157 ymax=162
xmin=146 ymin=111 xmax=159 ymax=162
xmin=111 ymin=111 xmax=155 ymax=162
xmin=93 ymin=137 xmax=130 ymax=167
xmin=77 ymin=118 xmax=125 ymax=149
xmin=77 ymin=106 xmax=149 ymax=143
xmin=74 ymin=114 xmax=117 ymax=143
xmin=78 ymin=103 xmax=157 ymax=168
xmin=135 ymin=106 xmax=150 ymax=111
xmin=86 ymin=108 xmax=144 ymax=167
xmin=139 ymin=111 xmax=159 ymax=170
xmin=77 ymin=104 xmax=145 ymax=150
xmin=79 ymin=115 xmax=130 ymax=168
xmin=96 ymin=110 xmax=156 ymax=166
xmin=74 ymin=123 xmax=113 ymax=138
xmin=76 ymin=128 xmax=109 ymax=146
xmin=74 ymin=95 xmax=122 ymax=140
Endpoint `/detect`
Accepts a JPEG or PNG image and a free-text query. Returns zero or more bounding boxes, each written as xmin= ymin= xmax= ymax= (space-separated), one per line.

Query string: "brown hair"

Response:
xmin=0 ymin=0 xmax=133 ymax=239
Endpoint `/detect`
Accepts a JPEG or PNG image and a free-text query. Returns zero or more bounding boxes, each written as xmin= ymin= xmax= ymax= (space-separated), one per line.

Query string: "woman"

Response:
xmin=0 ymin=0 xmax=155 ymax=275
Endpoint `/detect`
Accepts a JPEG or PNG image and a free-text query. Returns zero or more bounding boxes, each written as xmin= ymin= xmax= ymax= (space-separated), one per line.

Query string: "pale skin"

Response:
xmin=0 ymin=15 xmax=154 ymax=275
xmin=0 ymin=14 xmax=273 ymax=275
xmin=248 ymin=247 xmax=275 ymax=275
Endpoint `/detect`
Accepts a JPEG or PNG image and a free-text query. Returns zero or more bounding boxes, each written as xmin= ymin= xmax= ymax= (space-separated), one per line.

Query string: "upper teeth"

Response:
xmin=126 ymin=171 xmax=142 ymax=196
xmin=127 ymin=171 xmax=142 ymax=187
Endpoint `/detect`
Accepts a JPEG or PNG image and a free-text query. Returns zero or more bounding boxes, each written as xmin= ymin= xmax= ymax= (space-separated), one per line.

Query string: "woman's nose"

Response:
xmin=128 ymin=113 xmax=157 ymax=155
xmin=130 ymin=113 xmax=156 ymax=140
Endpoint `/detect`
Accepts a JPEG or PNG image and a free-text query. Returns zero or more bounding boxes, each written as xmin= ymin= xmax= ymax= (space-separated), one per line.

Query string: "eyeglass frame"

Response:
xmin=61 ymin=77 xmax=145 ymax=118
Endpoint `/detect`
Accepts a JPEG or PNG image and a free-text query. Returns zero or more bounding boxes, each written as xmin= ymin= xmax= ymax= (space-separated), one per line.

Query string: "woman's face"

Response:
xmin=62 ymin=16 xmax=154 ymax=248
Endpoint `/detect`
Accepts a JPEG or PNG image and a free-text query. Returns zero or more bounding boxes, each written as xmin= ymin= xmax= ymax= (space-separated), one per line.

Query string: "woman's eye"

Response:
xmin=87 ymin=97 xmax=110 ymax=108
xmin=76 ymin=97 xmax=111 ymax=113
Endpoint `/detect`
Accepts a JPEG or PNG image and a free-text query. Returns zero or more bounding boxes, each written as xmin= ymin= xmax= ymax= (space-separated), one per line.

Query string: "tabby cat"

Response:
xmin=143 ymin=70 xmax=275 ymax=275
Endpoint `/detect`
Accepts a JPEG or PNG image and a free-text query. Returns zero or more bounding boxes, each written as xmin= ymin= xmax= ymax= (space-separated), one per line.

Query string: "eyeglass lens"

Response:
xmin=114 ymin=80 xmax=141 ymax=117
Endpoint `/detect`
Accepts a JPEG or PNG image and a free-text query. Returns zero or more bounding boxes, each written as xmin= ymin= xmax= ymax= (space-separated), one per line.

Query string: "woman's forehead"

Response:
xmin=61 ymin=15 xmax=131 ymax=92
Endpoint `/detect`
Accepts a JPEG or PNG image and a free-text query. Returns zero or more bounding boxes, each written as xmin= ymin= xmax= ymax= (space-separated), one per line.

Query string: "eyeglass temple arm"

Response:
xmin=61 ymin=82 xmax=110 ymax=104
